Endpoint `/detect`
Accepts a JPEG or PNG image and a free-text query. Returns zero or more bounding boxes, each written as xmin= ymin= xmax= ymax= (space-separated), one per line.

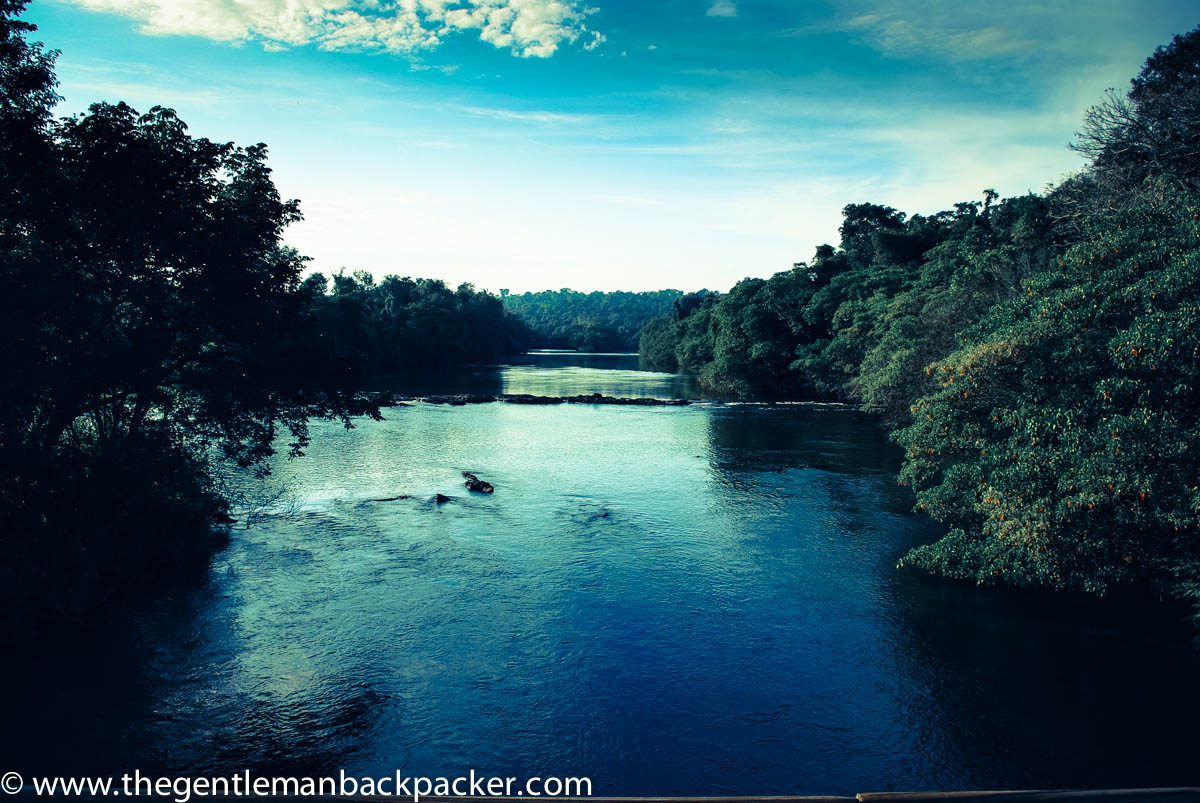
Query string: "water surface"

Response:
xmin=377 ymin=350 xmax=703 ymax=400
xmin=4 ymin=354 xmax=1198 ymax=796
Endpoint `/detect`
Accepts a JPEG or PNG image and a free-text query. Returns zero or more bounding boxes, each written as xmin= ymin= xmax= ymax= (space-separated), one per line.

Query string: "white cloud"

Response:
xmin=705 ymin=0 xmax=736 ymax=18
xmin=66 ymin=0 xmax=604 ymax=58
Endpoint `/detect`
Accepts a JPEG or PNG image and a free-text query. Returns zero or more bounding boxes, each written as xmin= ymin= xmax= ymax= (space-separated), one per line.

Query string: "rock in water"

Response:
xmin=422 ymin=394 xmax=495 ymax=405
xmin=501 ymin=393 xmax=564 ymax=405
xmin=434 ymin=493 xmax=453 ymax=504
xmin=501 ymin=392 xmax=688 ymax=406
xmin=462 ymin=472 xmax=495 ymax=493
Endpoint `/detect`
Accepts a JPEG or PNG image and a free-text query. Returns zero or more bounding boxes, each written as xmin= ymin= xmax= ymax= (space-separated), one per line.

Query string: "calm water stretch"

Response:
xmin=6 ymin=353 xmax=1199 ymax=795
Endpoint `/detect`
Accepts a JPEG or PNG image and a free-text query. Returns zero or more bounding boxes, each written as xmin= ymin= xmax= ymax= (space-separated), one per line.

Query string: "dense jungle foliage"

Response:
xmin=502 ymin=288 xmax=681 ymax=351
xmin=640 ymin=27 xmax=1200 ymax=621
xmin=303 ymin=271 xmax=533 ymax=374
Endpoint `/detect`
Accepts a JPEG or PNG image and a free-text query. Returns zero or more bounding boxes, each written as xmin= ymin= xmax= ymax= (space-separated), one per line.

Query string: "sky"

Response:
xmin=23 ymin=0 xmax=1200 ymax=293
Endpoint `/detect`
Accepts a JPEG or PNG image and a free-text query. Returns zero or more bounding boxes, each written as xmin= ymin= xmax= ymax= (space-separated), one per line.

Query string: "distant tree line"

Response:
xmin=502 ymin=288 xmax=682 ymax=351
xmin=302 ymin=270 xmax=533 ymax=374
xmin=640 ymin=27 xmax=1200 ymax=623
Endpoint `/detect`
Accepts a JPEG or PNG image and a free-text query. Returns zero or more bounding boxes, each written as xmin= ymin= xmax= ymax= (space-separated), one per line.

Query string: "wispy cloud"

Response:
xmin=66 ymin=0 xmax=605 ymax=58
xmin=842 ymin=11 xmax=1030 ymax=61
xmin=705 ymin=1 xmax=737 ymax=19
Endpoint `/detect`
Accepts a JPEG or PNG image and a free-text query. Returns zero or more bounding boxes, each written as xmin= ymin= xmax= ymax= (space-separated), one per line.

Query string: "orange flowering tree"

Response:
xmin=895 ymin=183 xmax=1200 ymax=614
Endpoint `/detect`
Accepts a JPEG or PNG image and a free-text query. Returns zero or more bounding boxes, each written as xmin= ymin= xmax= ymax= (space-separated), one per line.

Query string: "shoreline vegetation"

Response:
xmin=3 ymin=0 xmax=1200 ymax=632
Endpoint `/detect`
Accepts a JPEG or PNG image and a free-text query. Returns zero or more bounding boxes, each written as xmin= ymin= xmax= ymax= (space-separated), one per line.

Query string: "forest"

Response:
xmin=502 ymin=288 xmax=682 ymax=351
xmin=640 ymin=27 xmax=1200 ymax=622
xmin=303 ymin=271 xmax=534 ymax=375
xmin=297 ymin=280 xmax=674 ymax=366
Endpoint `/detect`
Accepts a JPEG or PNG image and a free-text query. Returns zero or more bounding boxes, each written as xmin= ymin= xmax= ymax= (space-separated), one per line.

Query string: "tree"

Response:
xmin=0 ymin=2 xmax=378 ymax=614
xmin=0 ymin=0 xmax=57 ymax=221
xmin=5 ymin=101 xmax=374 ymax=467
xmin=895 ymin=185 xmax=1200 ymax=613
xmin=1071 ymin=26 xmax=1200 ymax=207
xmin=503 ymin=288 xmax=681 ymax=351
xmin=857 ymin=195 xmax=1053 ymax=423
xmin=638 ymin=314 xmax=679 ymax=372
xmin=305 ymin=272 xmax=533 ymax=373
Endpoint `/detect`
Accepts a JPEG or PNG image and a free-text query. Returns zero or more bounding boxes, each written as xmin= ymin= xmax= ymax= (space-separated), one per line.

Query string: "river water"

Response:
xmin=5 ymin=353 xmax=1199 ymax=796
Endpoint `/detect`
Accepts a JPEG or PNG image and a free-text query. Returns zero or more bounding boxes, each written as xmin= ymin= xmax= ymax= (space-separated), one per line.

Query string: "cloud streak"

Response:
xmin=842 ymin=11 xmax=1031 ymax=61
xmin=458 ymin=104 xmax=597 ymax=124
xmin=66 ymin=0 xmax=604 ymax=58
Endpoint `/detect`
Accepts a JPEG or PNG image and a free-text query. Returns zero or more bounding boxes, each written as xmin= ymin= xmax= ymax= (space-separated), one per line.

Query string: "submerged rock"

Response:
xmin=462 ymin=472 xmax=495 ymax=493
xmin=371 ymin=495 xmax=410 ymax=502
xmin=434 ymin=493 xmax=453 ymax=504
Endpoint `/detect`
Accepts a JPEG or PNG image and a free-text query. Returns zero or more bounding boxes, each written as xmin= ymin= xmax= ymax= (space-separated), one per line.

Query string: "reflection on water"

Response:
xmin=378 ymin=351 xmax=703 ymax=400
xmin=3 ymin=356 xmax=1198 ymax=796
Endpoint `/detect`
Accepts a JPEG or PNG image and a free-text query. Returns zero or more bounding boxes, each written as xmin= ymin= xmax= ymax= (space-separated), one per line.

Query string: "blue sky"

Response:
xmin=25 ymin=0 xmax=1199 ymax=292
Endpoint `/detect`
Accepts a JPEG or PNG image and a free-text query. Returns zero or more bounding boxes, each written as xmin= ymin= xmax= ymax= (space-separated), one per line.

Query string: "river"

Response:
xmin=4 ymin=353 xmax=1199 ymax=796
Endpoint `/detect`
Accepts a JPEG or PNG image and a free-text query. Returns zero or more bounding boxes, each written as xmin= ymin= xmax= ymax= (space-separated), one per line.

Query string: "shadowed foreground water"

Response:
xmin=4 ymin=355 xmax=1199 ymax=796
